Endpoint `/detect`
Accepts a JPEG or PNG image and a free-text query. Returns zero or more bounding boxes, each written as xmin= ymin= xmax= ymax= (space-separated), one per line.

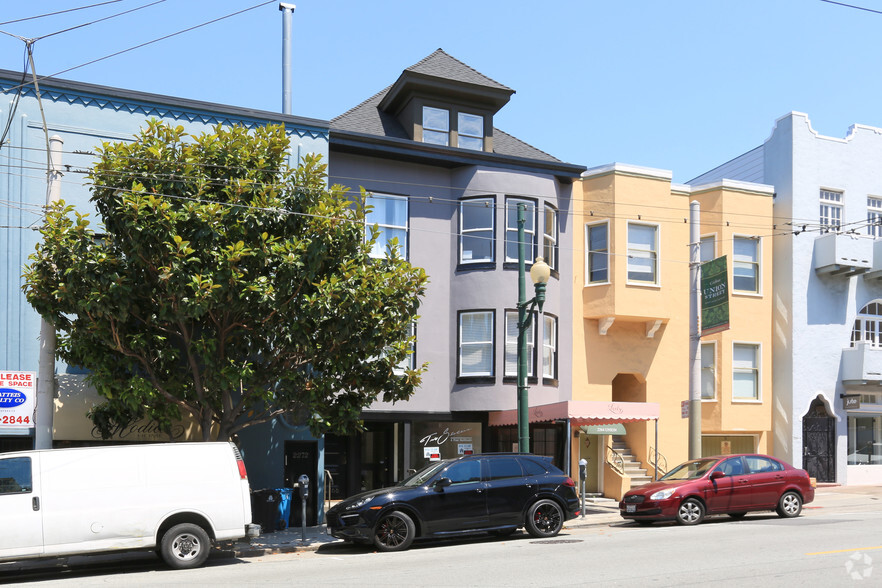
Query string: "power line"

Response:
xmin=2 ymin=0 xmax=276 ymax=92
xmin=819 ymin=0 xmax=882 ymax=15
xmin=0 ymin=1 xmax=128 ymax=26
xmin=33 ymin=0 xmax=168 ymax=42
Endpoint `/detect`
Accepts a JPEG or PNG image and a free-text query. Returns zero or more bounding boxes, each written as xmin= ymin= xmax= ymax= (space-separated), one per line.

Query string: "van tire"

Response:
xmin=160 ymin=523 xmax=211 ymax=569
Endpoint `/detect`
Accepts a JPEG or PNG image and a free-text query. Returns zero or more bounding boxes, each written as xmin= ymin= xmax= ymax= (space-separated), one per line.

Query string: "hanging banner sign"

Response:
xmin=0 ymin=371 xmax=36 ymax=427
xmin=701 ymin=255 xmax=730 ymax=336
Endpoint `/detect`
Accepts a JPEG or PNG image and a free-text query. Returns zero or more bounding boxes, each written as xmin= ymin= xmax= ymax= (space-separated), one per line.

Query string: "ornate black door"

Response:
xmin=803 ymin=416 xmax=835 ymax=483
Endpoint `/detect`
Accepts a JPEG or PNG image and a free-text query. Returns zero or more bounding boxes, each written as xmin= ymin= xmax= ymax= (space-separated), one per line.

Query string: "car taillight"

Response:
xmin=230 ymin=443 xmax=248 ymax=480
xmin=563 ymin=477 xmax=576 ymax=487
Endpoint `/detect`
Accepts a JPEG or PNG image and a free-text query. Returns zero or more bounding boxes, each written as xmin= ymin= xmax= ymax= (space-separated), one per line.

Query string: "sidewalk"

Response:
xmin=222 ymin=499 xmax=620 ymax=557
xmin=223 ymin=484 xmax=882 ymax=557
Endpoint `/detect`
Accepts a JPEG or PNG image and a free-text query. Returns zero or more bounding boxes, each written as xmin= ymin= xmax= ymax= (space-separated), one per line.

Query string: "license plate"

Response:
xmin=626 ymin=504 xmax=636 ymax=513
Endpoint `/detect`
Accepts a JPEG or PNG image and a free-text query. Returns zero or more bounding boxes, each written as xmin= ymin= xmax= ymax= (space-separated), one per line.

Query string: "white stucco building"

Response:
xmin=693 ymin=111 xmax=882 ymax=485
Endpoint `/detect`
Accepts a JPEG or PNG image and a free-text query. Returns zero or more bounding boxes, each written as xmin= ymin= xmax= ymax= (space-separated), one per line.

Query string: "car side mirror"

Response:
xmin=710 ymin=471 xmax=725 ymax=480
xmin=434 ymin=477 xmax=452 ymax=491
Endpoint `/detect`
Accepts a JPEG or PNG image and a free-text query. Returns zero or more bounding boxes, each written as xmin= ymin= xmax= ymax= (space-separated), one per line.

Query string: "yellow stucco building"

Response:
xmin=570 ymin=163 xmax=775 ymax=500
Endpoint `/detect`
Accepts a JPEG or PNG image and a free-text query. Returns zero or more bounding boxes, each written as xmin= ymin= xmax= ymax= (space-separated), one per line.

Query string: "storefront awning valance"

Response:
xmin=488 ymin=400 xmax=660 ymax=427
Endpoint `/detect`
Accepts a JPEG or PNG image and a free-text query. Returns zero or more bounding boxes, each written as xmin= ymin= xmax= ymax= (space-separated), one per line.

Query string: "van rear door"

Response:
xmin=0 ymin=453 xmax=43 ymax=559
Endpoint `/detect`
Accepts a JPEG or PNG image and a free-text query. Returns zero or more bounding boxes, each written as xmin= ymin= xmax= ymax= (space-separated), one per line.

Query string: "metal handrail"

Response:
xmin=649 ymin=447 xmax=668 ymax=479
xmin=606 ymin=446 xmax=625 ymax=476
xmin=324 ymin=469 xmax=334 ymax=513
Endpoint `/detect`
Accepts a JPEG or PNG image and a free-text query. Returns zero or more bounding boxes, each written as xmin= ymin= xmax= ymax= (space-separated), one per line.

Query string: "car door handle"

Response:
xmin=33 ymin=496 xmax=40 ymax=511
xmin=475 ymin=488 xmax=484 ymax=494
xmin=738 ymin=479 xmax=749 ymax=484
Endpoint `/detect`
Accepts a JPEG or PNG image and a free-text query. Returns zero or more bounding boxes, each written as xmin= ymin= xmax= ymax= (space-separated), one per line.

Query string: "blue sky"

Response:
xmin=1 ymin=0 xmax=879 ymax=182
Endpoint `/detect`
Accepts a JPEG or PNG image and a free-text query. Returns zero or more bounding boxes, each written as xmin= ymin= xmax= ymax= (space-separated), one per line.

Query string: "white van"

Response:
xmin=0 ymin=442 xmax=259 ymax=569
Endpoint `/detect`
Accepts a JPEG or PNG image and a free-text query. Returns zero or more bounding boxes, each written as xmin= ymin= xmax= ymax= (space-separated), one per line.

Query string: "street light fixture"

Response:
xmin=516 ymin=202 xmax=551 ymax=453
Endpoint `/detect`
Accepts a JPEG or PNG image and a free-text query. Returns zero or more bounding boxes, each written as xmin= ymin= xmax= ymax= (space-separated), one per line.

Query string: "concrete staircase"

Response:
xmin=610 ymin=436 xmax=653 ymax=487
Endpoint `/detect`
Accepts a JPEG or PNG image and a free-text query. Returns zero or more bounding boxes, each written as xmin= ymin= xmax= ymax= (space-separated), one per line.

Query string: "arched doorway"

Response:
xmin=803 ymin=396 xmax=835 ymax=483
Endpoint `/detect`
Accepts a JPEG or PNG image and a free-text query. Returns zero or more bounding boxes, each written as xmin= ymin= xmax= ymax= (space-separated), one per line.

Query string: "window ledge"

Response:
xmin=732 ymin=291 xmax=763 ymax=298
xmin=585 ymin=280 xmax=611 ymax=287
xmin=456 ymin=262 xmax=496 ymax=273
xmin=731 ymin=399 xmax=763 ymax=404
xmin=456 ymin=376 xmax=496 ymax=385
xmin=502 ymin=376 xmax=539 ymax=385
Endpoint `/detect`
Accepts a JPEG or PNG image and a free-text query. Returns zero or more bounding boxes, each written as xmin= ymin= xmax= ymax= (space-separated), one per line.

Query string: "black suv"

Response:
xmin=326 ymin=453 xmax=580 ymax=551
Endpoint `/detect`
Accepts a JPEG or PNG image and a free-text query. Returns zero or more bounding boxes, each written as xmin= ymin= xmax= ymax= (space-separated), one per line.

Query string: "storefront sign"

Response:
xmin=842 ymin=395 xmax=861 ymax=410
xmin=0 ymin=371 xmax=36 ymax=427
xmin=581 ymin=424 xmax=626 ymax=435
xmin=412 ymin=422 xmax=481 ymax=465
xmin=701 ymin=255 xmax=730 ymax=335
xmin=721 ymin=440 xmax=732 ymax=455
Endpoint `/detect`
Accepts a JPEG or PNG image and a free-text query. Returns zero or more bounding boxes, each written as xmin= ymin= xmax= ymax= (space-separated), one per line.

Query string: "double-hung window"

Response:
xmin=733 ymin=236 xmax=759 ymax=293
xmin=733 ymin=343 xmax=760 ymax=400
xmin=820 ymin=189 xmax=843 ymax=233
xmin=504 ymin=311 xmax=534 ymax=377
xmin=423 ymin=106 xmax=450 ymax=146
xmin=627 ymin=222 xmax=658 ymax=284
xmin=542 ymin=205 xmax=558 ymax=271
xmin=700 ymin=235 xmax=715 ymax=262
xmin=869 ymin=197 xmax=882 ymax=238
xmin=505 ymin=198 xmax=536 ymax=263
xmin=460 ymin=197 xmax=494 ymax=264
xmin=457 ymin=113 xmax=484 ymax=150
xmin=393 ymin=322 xmax=416 ymax=374
xmin=701 ymin=342 xmax=716 ymax=400
xmin=542 ymin=314 xmax=558 ymax=380
xmin=365 ymin=193 xmax=408 ymax=258
xmin=459 ymin=311 xmax=494 ymax=377
xmin=585 ymin=222 xmax=608 ymax=284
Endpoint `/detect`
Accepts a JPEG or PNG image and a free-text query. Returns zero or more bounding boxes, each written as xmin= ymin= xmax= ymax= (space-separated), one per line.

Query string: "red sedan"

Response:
xmin=619 ymin=454 xmax=815 ymax=525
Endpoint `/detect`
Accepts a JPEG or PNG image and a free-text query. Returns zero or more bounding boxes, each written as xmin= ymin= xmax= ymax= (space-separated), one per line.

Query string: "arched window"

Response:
xmin=851 ymin=301 xmax=882 ymax=348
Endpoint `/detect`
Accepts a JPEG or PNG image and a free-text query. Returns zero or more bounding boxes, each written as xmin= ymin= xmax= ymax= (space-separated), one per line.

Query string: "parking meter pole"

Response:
xmin=297 ymin=474 xmax=309 ymax=543
xmin=578 ymin=458 xmax=587 ymax=519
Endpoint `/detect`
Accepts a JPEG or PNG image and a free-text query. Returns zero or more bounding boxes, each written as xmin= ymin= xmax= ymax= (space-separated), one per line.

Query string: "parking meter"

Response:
xmin=578 ymin=459 xmax=588 ymax=519
xmin=297 ymin=474 xmax=309 ymax=542
xmin=297 ymin=474 xmax=310 ymax=499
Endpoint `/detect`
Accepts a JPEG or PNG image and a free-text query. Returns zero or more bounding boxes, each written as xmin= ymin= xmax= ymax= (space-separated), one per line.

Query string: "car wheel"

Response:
xmin=675 ymin=498 xmax=705 ymax=526
xmin=373 ymin=511 xmax=415 ymax=552
xmin=728 ymin=512 xmax=747 ymax=520
xmin=776 ymin=491 xmax=803 ymax=518
xmin=525 ymin=499 xmax=564 ymax=538
xmin=160 ymin=523 xmax=211 ymax=569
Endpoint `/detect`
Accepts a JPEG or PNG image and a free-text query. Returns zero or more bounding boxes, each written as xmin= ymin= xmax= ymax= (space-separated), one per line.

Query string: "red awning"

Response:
xmin=488 ymin=400 xmax=660 ymax=427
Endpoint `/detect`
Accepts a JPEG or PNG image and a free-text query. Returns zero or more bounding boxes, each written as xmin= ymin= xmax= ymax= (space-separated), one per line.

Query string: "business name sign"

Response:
xmin=701 ymin=255 xmax=730 ymax=336
xmin=0 ymin=371 xmax=36 ymax=427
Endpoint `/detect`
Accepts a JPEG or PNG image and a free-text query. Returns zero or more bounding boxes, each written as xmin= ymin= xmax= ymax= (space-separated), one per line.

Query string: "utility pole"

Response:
xmin=279 ymin=3 xmax=296 ymax=115
xmin=35 ymin=135 xmax=63 ymax=449
xmin=688 ymin=200 xmax=702 ymax=459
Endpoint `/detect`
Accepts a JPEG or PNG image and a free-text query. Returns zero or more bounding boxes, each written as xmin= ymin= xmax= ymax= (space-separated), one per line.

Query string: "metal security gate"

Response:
xmin=803 ymin=416 xmax=836 ymax=483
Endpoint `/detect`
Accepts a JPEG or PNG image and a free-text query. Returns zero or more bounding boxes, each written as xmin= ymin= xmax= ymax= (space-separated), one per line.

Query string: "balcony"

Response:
xmin=814 ymin=233 xmax=871 ymax=277
xmin=842 ymin=343 xmax=882 ymax=385
xmin=814 ymin=233 xmax=872 ymax=277
xmin=863 ymin=239 xmax=882 ymax=281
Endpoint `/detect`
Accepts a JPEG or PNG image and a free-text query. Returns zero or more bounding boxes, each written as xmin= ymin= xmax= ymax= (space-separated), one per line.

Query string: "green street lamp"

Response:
xmin=516 ymin=203 xmax=551 ymax=453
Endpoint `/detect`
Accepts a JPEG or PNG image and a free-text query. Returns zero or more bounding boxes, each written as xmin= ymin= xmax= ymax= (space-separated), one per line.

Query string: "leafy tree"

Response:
xmin=24 ymin=120 xmax=428 ymax=442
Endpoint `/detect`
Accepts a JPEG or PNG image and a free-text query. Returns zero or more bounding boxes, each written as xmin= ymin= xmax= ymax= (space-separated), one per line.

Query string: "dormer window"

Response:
xmin=457 ymin=113 xmax=484 ymax=150
xmin=422 ymin=106 xmax=450 ymax=146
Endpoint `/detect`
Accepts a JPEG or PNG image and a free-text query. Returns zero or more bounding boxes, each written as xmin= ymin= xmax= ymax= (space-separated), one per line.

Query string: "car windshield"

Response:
xmin=400 ymin=461 xmax=451 ymax=487
xmin=660 ymin=458 xmax=718 ymax=481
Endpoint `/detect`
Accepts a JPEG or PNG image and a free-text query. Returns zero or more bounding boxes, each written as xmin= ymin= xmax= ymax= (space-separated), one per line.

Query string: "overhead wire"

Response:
xmin=31 ymin=0 xmax=168 ymax=42
xmin=0 ymin=1 xmax=128 ymax=26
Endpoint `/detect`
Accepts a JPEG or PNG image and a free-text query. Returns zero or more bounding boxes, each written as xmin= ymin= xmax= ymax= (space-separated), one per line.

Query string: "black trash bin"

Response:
xmin=250 ymin=489 xmax=281 ymax=534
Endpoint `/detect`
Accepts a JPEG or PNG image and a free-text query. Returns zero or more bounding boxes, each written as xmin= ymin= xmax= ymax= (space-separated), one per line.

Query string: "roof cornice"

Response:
xmin=330 ymin=129 xmax=586 ymax=181
xmin=0 ymin=69 xmax=329 ymax=137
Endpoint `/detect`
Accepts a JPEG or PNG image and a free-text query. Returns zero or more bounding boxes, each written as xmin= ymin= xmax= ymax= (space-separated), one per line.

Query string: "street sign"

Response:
xmin=681 ymin=400 xmax=689 ymax=419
